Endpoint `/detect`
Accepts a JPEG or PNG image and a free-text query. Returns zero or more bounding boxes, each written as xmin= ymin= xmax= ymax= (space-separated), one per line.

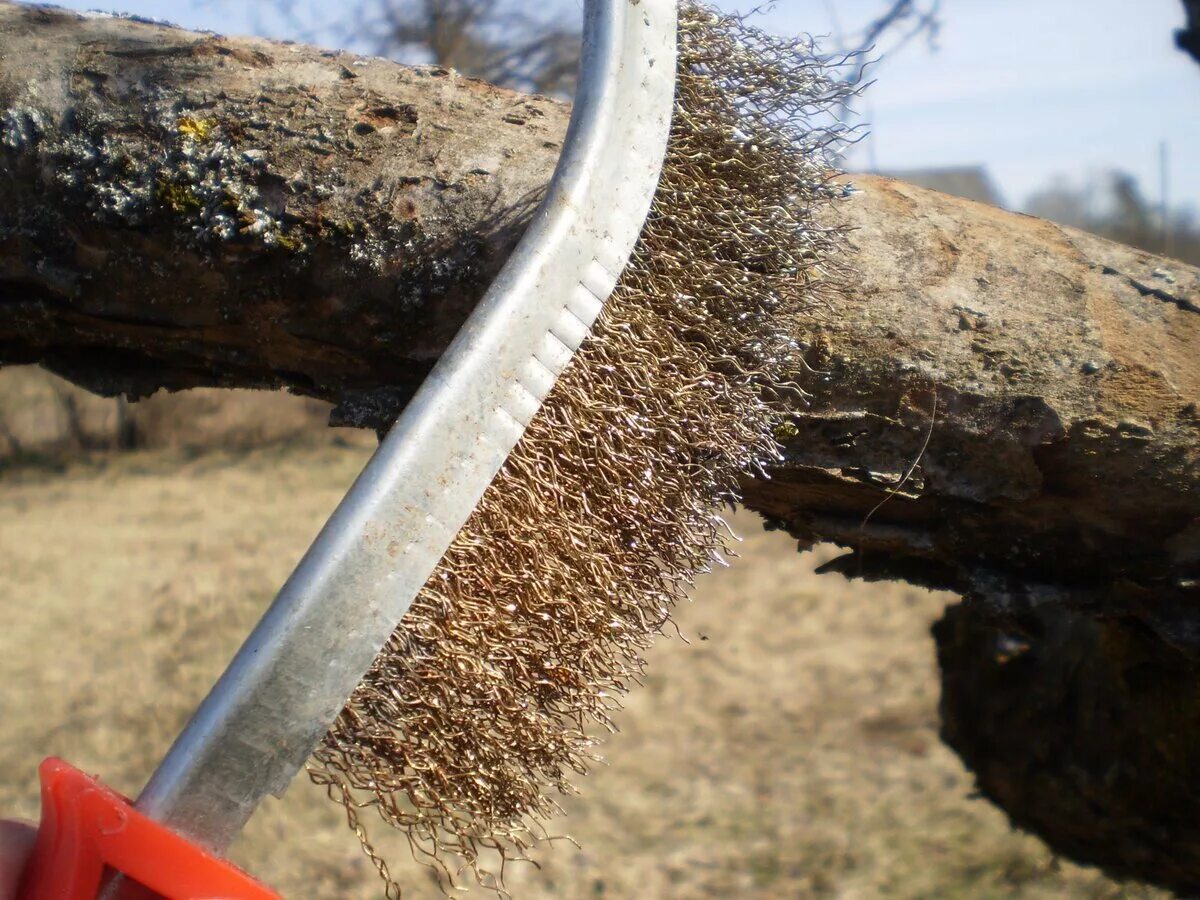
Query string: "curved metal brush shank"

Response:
xmin=131 ymin=0 xmax=678 ymax=855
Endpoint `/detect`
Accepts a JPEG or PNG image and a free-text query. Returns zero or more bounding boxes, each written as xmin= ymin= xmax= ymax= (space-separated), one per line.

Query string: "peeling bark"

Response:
xmin=750 ymin=180 xmax=1200 ymax=644
xmin=2 ymin=3 xmax=1200 ymax=889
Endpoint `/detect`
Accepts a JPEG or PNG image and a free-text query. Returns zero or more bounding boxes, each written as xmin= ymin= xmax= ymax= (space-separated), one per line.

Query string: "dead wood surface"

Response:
xmin=756 ymin=179 xmax=1199 ymax=640
xmin=2 ymin=3 xmax=1200 ymax=889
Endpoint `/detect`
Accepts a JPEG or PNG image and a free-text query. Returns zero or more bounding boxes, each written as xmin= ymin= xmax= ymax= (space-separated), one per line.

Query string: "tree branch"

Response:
xmin=0 ymin=1 xmax=565 ymax=423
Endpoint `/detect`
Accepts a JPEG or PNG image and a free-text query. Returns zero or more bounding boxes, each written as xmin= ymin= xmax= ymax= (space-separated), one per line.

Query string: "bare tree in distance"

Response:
xmin=204 ymin=0 xmax=942 ymax=99
xmin=856 ymin=0 xmax=940 ymax=55
xmin=1026 ymin=170 xmax=1200 ymax=266
xmin=203 ymin=0 xmax=582 ymax=96
xmin=820 ymin=0 xmax=940 ymax=73
xmin=350 ymin=0 xmax=939 ymax=96
xmin=813 ymin=0 xmax=940 ymax=165
xmin=339 ymin=0 xmax=582 ymax=95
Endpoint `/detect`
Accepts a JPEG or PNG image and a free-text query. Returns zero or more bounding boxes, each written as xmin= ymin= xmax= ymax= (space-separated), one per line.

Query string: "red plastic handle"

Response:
xmin=19 ymin=758 xmax=279 ymax=900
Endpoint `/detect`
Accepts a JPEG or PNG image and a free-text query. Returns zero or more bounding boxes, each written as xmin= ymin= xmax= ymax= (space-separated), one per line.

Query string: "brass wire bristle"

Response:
xmin=306 ymin=4 xmax=855 ymax=894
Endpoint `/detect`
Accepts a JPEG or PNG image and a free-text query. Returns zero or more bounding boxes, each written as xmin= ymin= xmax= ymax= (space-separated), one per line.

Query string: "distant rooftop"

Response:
xmin=869 ymin=166 xmax=1006 ymax=209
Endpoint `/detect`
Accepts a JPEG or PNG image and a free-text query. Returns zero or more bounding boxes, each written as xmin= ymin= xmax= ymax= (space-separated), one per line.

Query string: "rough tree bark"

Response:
xmin=1 ymin=3 xmax=1198 ymax=891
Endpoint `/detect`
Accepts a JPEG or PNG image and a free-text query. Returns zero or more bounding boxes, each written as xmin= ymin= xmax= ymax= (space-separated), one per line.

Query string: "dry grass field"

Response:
xmin=0 ymin=435 xmax=1166 ymax=898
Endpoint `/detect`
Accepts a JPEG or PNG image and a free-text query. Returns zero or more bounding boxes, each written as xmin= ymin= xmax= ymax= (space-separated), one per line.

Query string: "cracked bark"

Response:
xmin=1 ymin=3 xmax=1199 ymax=890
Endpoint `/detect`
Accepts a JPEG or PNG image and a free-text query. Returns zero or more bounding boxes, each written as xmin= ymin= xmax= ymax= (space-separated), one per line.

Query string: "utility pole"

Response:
xmin=1160 ymin=140 xmax=1172 ymax=257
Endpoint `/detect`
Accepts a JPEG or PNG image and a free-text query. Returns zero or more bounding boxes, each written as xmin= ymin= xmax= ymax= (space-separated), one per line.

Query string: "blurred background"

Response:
xmin=0 ymin=1 xmax=1195 ymax=896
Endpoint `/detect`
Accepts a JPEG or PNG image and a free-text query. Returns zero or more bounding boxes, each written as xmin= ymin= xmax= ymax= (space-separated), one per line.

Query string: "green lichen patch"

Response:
xmin=155 ymin=179 xmax=202 ymax=214
xmin=273 ymin=230 xmax=306 ymax=252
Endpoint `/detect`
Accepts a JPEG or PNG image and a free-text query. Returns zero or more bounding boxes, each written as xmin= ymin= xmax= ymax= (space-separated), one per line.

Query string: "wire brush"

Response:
xmin=305 ymin=3 xmax=855 ymax=894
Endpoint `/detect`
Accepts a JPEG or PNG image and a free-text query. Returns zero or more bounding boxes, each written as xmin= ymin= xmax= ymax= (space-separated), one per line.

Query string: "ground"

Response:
xmin=0 ymin=436 xmax=1165 ymax=898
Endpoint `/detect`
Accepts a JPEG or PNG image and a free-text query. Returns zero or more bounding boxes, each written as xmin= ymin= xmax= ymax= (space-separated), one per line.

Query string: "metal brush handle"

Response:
xmin=131 ymin=0 xmax=677 ymax=855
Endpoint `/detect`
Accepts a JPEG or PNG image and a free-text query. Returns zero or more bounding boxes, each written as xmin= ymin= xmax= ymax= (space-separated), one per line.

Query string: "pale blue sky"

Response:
xmin=21 ymin=0 xmax=1200 ymax=212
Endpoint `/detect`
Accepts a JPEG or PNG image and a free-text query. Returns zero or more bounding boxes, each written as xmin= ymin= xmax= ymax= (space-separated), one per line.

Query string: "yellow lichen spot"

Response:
xmin=177 ymin=116 xmax=216 ymax=142
xmin=772 ymin=420 xmax=800 ymax=443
